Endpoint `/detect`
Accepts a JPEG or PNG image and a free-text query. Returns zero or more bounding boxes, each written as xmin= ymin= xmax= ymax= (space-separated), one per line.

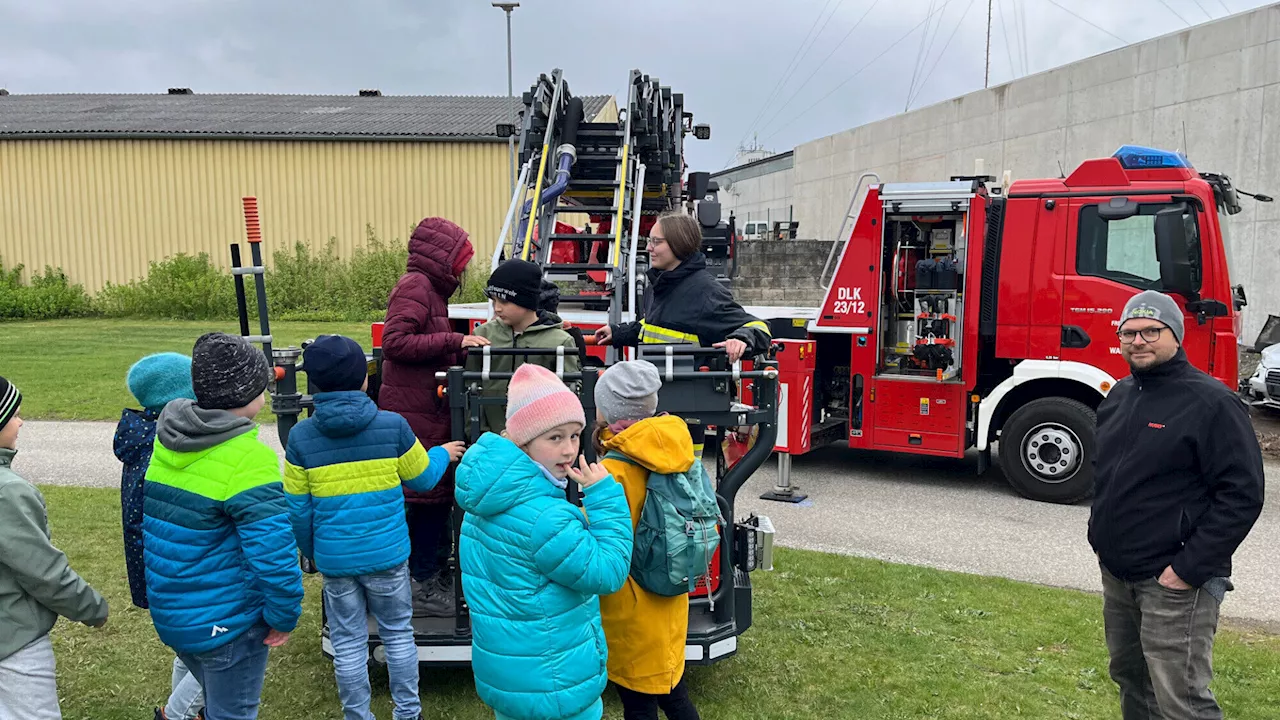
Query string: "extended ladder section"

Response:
xmin=491 ymin=69 xmax=691 ymax=333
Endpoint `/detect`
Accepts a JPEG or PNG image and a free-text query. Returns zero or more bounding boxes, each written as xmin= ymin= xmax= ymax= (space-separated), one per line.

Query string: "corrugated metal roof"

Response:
xmin=0 ymin=93 xmax=612 ymax=141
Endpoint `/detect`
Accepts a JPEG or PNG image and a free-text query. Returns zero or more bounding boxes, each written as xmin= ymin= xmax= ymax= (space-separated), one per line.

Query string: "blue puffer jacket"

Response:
xmin=144 ymin=400 xmax=304 ymax=655
xmin=284 ymin=391 xmax=450 ymax=577
xmin=456 ymin=433 xmax=633 ymax=720
xmin=114 ymin=407 xmax=160 ymax=609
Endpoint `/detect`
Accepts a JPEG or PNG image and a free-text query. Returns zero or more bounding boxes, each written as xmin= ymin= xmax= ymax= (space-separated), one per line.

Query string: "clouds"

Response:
xmin=1 ymin=0 xmax=1266 ymax=171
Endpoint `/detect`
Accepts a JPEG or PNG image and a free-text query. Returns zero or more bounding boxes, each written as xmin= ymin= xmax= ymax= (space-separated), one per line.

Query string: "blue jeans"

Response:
xmin=165 ymin=655 xmax=205 ymax=720
xmin=177 ymin=623 xmax=271 ymax=720
xmin=324 ymin=562 xmax=420 ymax=720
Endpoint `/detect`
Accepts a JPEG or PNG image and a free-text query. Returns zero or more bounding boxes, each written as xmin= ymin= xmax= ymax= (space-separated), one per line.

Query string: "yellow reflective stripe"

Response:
xmin=743 ymin=320 xmax=771 ymax=336
xmin=283 ymin=462 xmax=308 ymax=496
xmin=397 ymin=440 xmax=430 ymax=481
xmin=307 ymin=458 xmax=401 ymax=498
xmin=639 ymin=320 xmax=699 ymax=344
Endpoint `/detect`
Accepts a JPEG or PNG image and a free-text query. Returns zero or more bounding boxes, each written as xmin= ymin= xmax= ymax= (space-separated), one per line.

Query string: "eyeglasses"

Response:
xmin=1117 ymin=327 xmax=1166 ymax=344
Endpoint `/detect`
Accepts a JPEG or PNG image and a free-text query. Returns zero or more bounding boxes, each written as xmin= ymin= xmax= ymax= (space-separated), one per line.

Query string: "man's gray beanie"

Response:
xmin=595 ymin=360 xmax=662 ymax=425
xmin=1120 ymin=290 xmax=1184 ymax=344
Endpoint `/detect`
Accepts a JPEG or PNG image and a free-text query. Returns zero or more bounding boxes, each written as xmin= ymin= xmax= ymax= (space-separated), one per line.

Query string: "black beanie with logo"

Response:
xmin=485 ymin=259 xmax=543 ymax=311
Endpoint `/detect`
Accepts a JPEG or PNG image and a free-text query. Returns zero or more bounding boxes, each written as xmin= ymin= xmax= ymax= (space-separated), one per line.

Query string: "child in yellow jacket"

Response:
xmin=592 ymin=361 xmax=702 ymax=720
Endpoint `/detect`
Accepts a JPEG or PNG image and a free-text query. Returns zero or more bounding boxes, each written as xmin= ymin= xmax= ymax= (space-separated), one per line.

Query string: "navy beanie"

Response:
xmin=127 ymin=353 xmax=196 ymax=410
xmin=304 ymin=335 xmax=368 ymax=393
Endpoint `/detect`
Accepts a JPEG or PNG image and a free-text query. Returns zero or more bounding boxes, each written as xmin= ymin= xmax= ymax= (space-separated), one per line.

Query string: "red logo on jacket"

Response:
xmin=1148 ymin=422 xmax=1165 ymax=430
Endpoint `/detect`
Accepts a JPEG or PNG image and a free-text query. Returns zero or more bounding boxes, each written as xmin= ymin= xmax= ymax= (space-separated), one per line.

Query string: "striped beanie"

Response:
xmin=0 ymin=376 xmax=21 ymax=430
xmin=505 ymin=364 xmax=585 ymax=447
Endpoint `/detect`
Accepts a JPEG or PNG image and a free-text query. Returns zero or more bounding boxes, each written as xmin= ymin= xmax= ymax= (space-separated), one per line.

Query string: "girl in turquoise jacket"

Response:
xmin=455 ymin=364 xmax=633 ymax=720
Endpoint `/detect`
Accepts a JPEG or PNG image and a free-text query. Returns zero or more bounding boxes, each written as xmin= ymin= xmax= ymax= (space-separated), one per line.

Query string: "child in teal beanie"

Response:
xmin=114 ymin=352 xmax=204 ymax=720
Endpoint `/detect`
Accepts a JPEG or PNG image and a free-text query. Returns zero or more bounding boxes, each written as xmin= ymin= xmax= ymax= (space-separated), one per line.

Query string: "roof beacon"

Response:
xmin=1112 ymin=145 xmax=1192 ymax=170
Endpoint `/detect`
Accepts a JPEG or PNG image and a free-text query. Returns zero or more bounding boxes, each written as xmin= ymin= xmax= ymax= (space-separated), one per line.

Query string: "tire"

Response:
xmin=997 ymin=397 xmax=1097 ymax=504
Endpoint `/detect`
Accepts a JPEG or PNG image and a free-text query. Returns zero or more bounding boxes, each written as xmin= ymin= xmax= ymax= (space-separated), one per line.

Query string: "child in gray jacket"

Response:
xmin=0 ymin=376 xmax=109 ymax=720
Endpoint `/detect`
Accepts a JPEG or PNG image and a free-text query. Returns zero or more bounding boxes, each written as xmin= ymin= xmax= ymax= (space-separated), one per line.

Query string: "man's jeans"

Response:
xmin=1101 ymin=565 xmax=1222 ymax=720
xmin=166 ymin=654 xmax=206 ymax=720
xmin=324 ymin=562 xmax=421 ymax=720
xmin=0 ymin=635 xmax=61 ymax=720
xmin=177 ymin=623 xmax=272 ymax=720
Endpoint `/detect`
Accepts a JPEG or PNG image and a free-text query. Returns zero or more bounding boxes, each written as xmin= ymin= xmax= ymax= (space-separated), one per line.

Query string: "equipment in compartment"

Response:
xmin=879 ymin=214 xmax=964 ymax=378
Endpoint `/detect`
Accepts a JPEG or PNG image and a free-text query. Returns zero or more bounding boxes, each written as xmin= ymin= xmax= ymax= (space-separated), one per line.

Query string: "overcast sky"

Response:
xmin=1 ymin=0 xmax=1272 ymax=171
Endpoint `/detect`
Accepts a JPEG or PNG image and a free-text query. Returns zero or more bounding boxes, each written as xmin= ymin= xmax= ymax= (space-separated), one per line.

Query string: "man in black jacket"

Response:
xmin=1089 ymin=289 xmax=1264 ymax=719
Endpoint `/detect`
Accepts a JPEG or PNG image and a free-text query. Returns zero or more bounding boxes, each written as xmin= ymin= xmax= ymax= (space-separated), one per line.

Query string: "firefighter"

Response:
xmin=592 ymin=211 xmax=770 ymax=363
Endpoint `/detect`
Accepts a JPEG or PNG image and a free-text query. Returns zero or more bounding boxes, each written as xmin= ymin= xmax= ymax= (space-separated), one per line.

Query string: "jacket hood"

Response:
xmin=156 ymin=398 xmax=256 ymax=456
xmin=455 ymin=432 xmax=560 ymax=517
xmin=648 ymin=252 xmax=707 ymax=295
xmin=310 ymin=391 xmax=379 ymax=438
xmin=114 ymin=407 xmax=160 ymax=465
xmin=600 ymin=415 xmax=695 ymax=474
xmin=407 ymin=217 xmax=470 ymax=298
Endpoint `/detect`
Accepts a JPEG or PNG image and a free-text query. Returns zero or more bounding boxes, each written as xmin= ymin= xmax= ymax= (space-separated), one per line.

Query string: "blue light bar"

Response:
xmin=1112 ymin=145 xmax=1192 ymax=170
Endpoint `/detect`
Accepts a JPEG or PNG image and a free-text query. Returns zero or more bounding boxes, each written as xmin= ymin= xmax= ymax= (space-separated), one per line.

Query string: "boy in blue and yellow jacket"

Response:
xmin=143 ymin=333 xmax=304 ymax=720
xmin=284 ymin=335 xmax=464 ymax=720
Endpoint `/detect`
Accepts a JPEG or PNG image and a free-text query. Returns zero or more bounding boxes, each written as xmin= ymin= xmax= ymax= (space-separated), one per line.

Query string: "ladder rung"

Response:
xmin=556 ymin=293 xmax=613 ymax=303
xmin=544 ymin=263 xmax=619 ymax=272
xmin=570 ymin=179 xmax=621 ymax=188
xmin=553 ymin=205 xmax=626 ymax=214
xmin=548 ymin=234 xmax=614 ymax=241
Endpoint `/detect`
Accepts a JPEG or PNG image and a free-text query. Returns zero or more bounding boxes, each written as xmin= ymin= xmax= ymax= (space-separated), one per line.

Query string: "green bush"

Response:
xmin=2 ymin=227 xmax=492 ymax=323
xmin=0 ymin=258 xmax=94 ymax=320
xmin=94 ymin=253 xmax=237 ymax=320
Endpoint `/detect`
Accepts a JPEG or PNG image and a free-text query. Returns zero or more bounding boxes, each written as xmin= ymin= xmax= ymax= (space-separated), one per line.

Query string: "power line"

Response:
xmin=1154 ymin=0 xmax=1192 ymax=26
xmin=1216 ymin=0 xmax=1232 ymax=13
xmin=912 ymin=0 xmax=951 ymax=107
xmin=1013 ymin=0 xmax=1030 ymax=79
xmin=761 ymin=0 xmax=956 ymax=143
xmin=753 ymin=0 xmax=885 ymax=141
xmin=1189 ymin=0 xmax=1214 ymax=19
xmin=906 ymin=0 xmax=939 ymax=110
xmin=909 ymin=0 xmax=981 ymax=109
xmin=724 ymin=0 xmax=843 ymax=167
xmin=996 ymin=0 xmax=1018 ymax=77
xmin=1042 ymin=0 xmax=1129 ymax=44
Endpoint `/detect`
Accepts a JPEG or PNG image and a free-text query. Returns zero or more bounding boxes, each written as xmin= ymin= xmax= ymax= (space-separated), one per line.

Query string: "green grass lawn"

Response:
xmin=0 ymin=319 xmax=367 ymax=421
xmin=41 ymin=485 xmax=1280 ymax=720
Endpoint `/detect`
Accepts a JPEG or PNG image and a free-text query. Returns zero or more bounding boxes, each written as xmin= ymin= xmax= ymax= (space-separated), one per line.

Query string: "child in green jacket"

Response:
xmin=465 ymin=259 xmax=581 ymax=434
xmin=0 ymin=376 xmax=109 ymax=720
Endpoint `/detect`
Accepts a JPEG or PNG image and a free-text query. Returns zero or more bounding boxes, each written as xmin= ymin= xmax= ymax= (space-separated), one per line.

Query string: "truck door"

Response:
xmin=1061 ymin=197 xmax=1212 ymax=376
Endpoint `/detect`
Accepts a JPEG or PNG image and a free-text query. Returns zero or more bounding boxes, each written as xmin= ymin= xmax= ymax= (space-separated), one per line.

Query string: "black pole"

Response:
xmin=230 ymin=244 xmax=251 ymax=337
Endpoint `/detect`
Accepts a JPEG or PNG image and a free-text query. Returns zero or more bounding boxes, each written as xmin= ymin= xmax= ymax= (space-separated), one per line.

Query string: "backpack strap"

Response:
xmin=602 ymin=450 xmax=640 ymax=466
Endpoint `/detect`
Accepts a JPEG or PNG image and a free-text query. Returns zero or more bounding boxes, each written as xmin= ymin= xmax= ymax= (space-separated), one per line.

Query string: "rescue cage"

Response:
xmin=268 ymin=344 xmax=779 ymax=666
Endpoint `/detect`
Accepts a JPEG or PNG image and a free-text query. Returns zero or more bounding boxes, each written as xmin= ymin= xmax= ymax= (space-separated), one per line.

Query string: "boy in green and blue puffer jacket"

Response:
xmin=0 ymin=376 xmax=110 ymax=720
xmin=283 ymin=335 xmax=464 ymax=720
xmin=143 ymin=333 xmax=304 ymax=720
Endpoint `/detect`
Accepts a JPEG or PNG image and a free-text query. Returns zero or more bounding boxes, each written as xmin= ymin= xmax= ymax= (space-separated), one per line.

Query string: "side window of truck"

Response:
xmin=1076 ymin=203 xmax=1198 ymax=289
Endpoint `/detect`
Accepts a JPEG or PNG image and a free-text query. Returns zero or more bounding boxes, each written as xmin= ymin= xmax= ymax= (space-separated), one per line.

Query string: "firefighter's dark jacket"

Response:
xmin=609 ymin=252 xmax=771 ymax=355
xmin=1088 ymin=349 xmax=1265 ymax=588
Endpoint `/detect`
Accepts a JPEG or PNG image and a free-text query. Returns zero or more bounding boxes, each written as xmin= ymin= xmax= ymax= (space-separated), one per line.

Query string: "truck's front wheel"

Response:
xmin=997 ymin=397 xmax=1096 ymax=504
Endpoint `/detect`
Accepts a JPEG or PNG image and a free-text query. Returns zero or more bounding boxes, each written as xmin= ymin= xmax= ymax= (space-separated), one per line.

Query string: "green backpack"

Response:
xmin=603 ymin=451 xmax=723 ymax=597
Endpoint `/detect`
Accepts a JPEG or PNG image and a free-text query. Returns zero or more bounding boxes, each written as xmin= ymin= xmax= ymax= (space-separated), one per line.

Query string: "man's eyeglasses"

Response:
xmin=1117 ymin=327 xmax=1166 ymax=344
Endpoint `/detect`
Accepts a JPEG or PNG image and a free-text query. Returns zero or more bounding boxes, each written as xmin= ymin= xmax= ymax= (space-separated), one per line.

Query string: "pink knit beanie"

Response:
xmin=505 ymin=364 xmax=586 ymax=447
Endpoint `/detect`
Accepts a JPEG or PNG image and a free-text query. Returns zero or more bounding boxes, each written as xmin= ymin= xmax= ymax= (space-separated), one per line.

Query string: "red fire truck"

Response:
xmin=460 ymin=145 xmax=1266 ymax=504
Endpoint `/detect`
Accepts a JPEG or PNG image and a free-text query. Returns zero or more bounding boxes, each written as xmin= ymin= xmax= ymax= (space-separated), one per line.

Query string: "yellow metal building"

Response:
xmin=0 ymin=90 xmax=615 ymax=292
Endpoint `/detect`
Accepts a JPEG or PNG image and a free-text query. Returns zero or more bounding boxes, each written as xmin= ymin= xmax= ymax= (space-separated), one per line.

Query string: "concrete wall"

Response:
xmin=791 ymin=3 xmax=1280 ymax=340
xmin=733 ymin=239 xmax=830 ymax=308
xmin=712 ymin=153 xmax=796 ymax=231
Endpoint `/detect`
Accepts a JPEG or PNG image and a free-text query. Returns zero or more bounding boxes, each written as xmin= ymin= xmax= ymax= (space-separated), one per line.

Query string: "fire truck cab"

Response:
xmin=796 ymin=146 xmax=1248 ymax=503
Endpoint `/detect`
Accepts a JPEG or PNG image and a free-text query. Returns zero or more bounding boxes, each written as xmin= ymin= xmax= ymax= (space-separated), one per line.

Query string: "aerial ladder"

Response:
xmin=490 ymin=69 xmax=698 ymax=359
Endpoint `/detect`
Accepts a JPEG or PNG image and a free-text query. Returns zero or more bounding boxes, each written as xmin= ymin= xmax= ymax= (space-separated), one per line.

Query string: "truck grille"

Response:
xmin=1267 ymin=370 xmax=1280 ymax=399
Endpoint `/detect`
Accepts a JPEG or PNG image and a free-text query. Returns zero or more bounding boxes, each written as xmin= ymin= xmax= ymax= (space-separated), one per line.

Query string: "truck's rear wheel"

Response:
xmin=997 ymin=397 xmax=1096 ymax=504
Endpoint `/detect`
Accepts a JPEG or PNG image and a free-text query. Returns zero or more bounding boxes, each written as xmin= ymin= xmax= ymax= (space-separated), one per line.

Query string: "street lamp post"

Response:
xmin=493 ymin=2 xmax=519 ymax=199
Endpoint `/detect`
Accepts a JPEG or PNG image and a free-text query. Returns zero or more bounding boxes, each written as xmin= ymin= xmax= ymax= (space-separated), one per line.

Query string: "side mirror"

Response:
xmin=1154 ymin=205 xmax=1196 ymax=295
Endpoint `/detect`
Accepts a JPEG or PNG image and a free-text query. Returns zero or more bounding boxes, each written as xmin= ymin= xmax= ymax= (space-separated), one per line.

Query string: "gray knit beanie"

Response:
xmin=191 ymin=332 xmax=272 ymax=410
xmin=595 ymin=361 xmax=662 ymax=425
xmin=1119 ymin=290 xmax=1184 ymax=344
